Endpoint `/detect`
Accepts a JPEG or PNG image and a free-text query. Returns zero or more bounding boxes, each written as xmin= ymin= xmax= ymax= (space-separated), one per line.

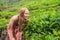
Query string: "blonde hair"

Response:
xmin=18 ymin=8 xmax=29 ymax=32
xmin=20 ymin=8 xmax=29 ymax=17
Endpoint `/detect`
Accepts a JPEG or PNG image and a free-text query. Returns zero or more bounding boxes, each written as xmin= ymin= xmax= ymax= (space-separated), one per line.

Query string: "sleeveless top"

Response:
xmin=13 ymin=16 xmax=19 ymax=29
xmin=12 ymin=16 xmax=25 ymax=40
xmin=13 ymin=16 xmax=19 ymax=37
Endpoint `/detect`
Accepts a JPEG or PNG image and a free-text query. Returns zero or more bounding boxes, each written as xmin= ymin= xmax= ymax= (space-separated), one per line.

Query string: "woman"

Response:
xmin=7 ymin=8 xmax=29 ymax=40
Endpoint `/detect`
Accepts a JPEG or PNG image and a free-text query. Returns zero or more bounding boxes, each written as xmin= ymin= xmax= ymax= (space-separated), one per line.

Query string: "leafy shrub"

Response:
xmin=0 ymin=0 xmax=60 ymax=40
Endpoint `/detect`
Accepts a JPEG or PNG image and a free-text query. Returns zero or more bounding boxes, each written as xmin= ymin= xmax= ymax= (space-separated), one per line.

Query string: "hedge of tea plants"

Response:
xmin=0 ymin=0 xmax=60 ymax=40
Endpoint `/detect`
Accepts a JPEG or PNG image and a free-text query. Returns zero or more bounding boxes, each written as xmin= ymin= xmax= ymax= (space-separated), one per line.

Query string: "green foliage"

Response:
xmin=0 ymin=0 xmax=60 ymax=40
xmin=0 ymin=18 xmax=9 ymax=28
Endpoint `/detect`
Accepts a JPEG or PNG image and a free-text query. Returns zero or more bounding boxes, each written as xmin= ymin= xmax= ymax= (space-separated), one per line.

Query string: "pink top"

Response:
xmin=7 ymin=26 xmax=22 ymax=40
xmin=13 ymin=26 xmax=22 ymax=40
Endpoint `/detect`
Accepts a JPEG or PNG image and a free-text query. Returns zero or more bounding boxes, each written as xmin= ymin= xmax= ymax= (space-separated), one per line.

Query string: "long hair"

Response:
xmin=18 ymin=8 xmax=29 ymax=32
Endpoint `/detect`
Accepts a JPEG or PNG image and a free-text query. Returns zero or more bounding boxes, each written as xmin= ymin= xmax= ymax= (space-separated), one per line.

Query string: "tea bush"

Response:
xmin=0 ymin=0 xmax=60 ymax=40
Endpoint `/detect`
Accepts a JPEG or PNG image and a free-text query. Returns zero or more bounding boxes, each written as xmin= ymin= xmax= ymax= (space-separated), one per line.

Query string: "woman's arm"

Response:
xmin=7 ymin=15 xmax=18 ymax=40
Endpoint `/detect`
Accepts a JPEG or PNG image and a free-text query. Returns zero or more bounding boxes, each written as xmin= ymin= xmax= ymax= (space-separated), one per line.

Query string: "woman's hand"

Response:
xmin=12 ymin=38 xmax=15 ymax=40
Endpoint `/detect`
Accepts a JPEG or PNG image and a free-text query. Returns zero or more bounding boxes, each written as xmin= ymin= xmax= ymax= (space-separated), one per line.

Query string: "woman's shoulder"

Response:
xmin=10 ymin=14 xmax=19 ymax=21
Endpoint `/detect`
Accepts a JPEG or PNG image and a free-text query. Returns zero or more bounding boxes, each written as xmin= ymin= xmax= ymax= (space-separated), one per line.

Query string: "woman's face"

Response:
xmin=23 ymin=9 xmax=29 ymax=22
